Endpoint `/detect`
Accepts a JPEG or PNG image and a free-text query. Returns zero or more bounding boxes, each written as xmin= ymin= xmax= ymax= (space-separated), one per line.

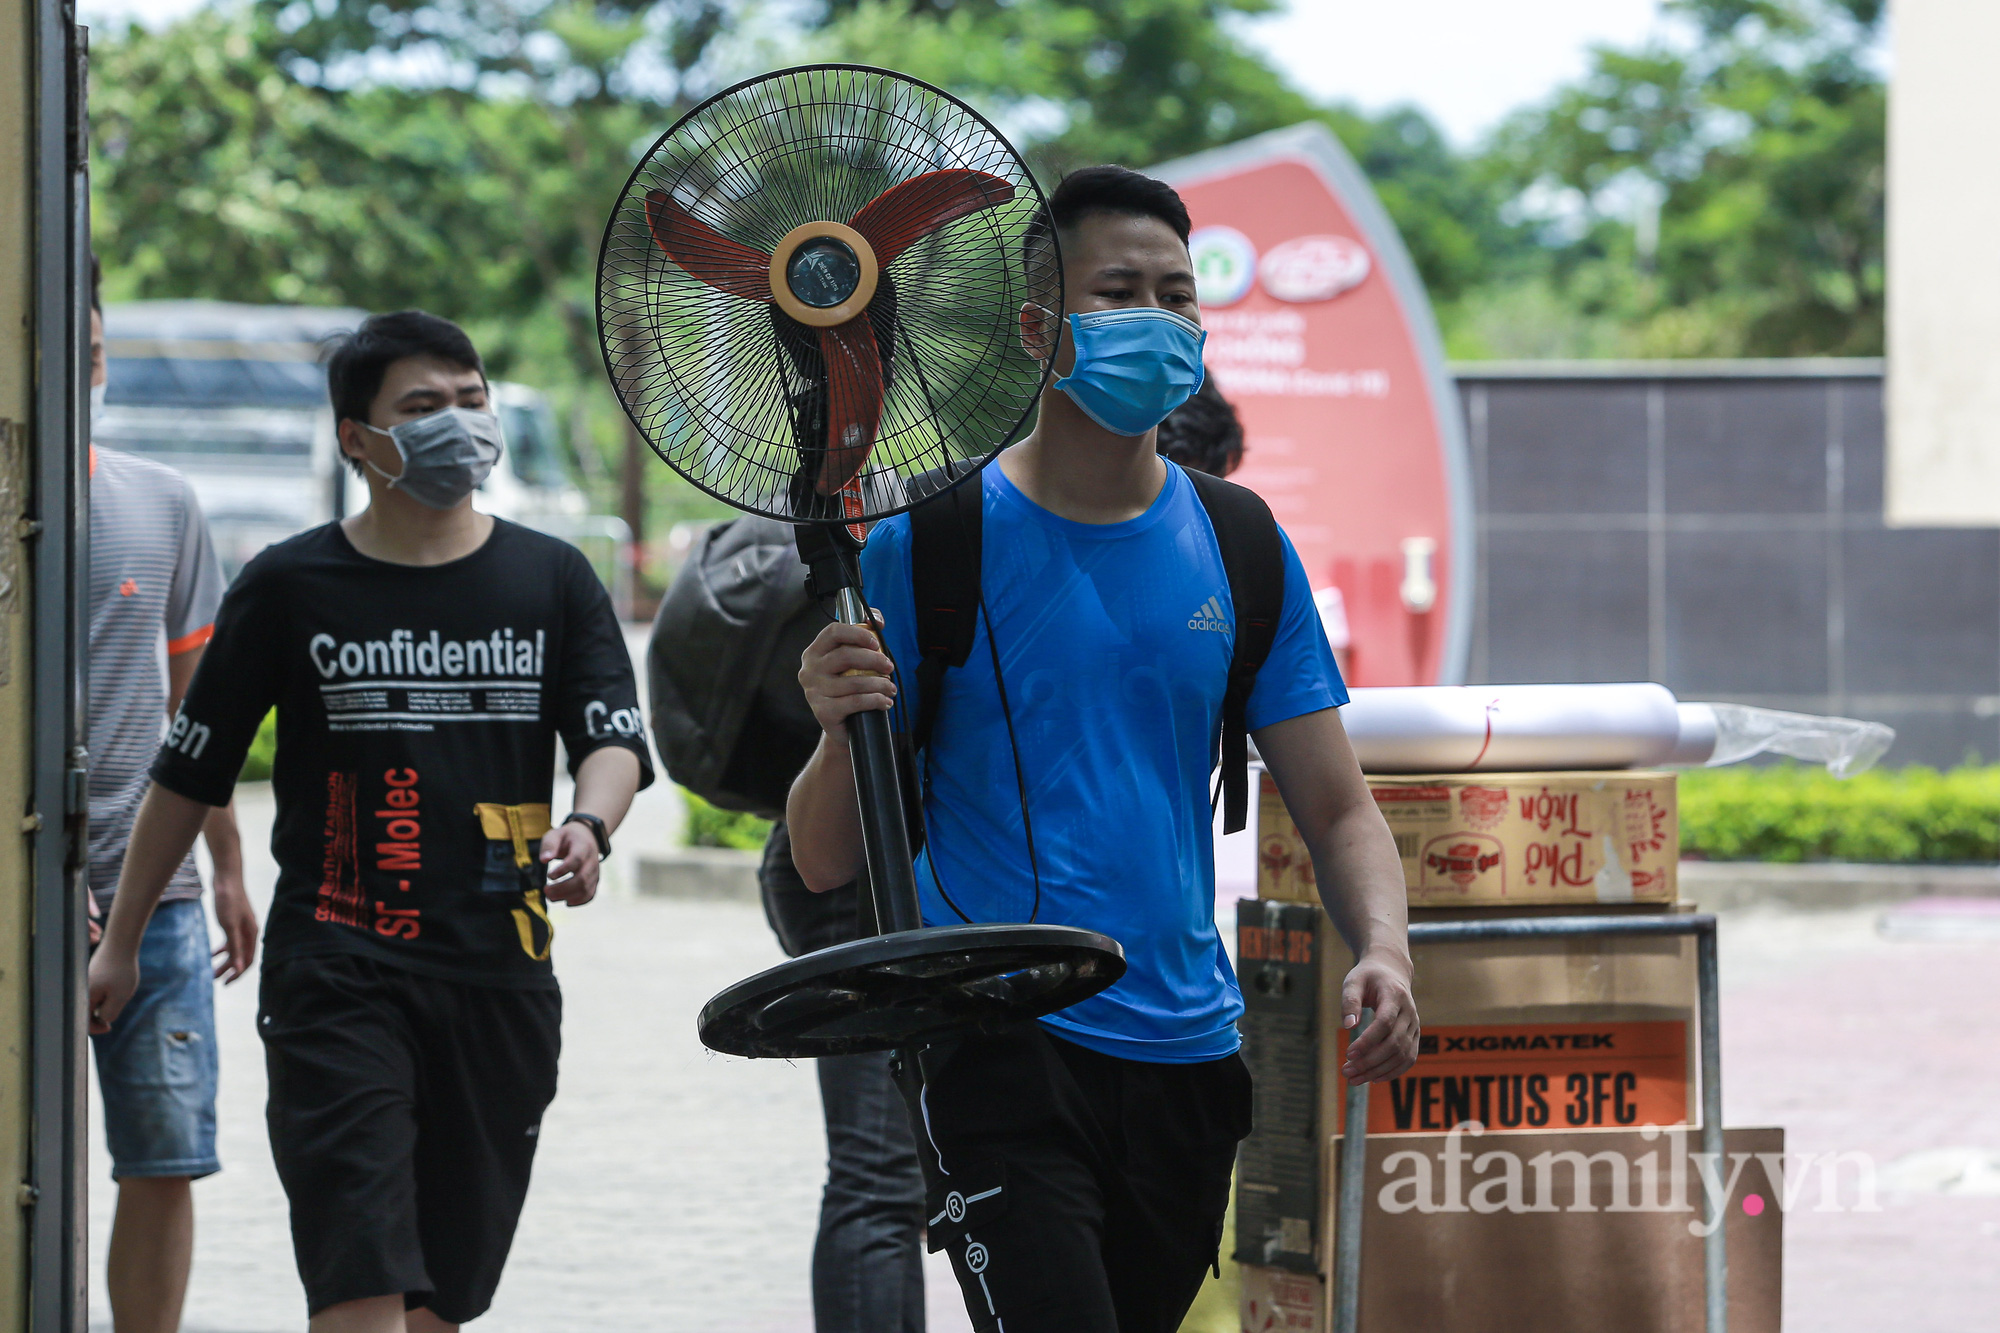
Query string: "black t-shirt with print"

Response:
xmin=151 ymin=519 xmax=654 ymax=989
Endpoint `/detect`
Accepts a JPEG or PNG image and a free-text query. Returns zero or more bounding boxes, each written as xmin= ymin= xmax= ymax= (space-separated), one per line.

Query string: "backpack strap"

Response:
xmin=906 ymin=464 xmax=984 ymax=756
xmin=1184 ymin=468 xmax=1286 ymax=835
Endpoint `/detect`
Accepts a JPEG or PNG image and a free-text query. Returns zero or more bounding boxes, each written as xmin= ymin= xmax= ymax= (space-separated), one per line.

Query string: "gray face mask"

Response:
xmin=360 ymin=407 xmax=504 ymax=510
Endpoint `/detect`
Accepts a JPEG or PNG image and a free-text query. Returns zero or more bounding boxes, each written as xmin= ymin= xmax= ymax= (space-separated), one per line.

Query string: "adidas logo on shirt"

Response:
xmin=1188 ymin=596 xmax=1232 ymax=633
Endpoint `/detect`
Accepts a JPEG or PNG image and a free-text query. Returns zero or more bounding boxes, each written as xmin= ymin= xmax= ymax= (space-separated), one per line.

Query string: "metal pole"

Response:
xmin=833 ymin=585 xmax=923 ymax=934
xmin=27 ymin=4 xmax=89 ymax=1328
xmin=1697 ymin=920 xmax=1728 ymax=1333
xmin=1407 ymin=913 xmax=1713 ymax=943
xmin=1332 ymin=1008 xmax=1373 ymax=1333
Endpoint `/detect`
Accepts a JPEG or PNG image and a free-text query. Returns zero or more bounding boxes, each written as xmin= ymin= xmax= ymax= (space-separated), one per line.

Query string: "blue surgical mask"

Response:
xmin=1053 ymin=307 xmax=1207 ymax=437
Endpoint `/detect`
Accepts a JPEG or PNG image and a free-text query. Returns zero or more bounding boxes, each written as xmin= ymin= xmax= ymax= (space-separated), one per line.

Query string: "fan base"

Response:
xmin=697 ymin=923 xmax=1127 ymax=1059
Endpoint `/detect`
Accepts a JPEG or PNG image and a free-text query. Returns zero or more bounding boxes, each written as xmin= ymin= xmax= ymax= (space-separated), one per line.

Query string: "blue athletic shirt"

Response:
xmin=861 ymin=459 xmax=1347 ymax=1063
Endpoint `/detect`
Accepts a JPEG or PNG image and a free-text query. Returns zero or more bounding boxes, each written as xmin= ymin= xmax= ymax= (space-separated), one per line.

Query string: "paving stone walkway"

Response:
xmin=1717 ymin=905 xmax=2000 ymax=1331
xmin=91 ymin=860 xmax=2000 ymax=1331
xmin=79 ymin=627 xmax=1996 ymax=1330
xmin=88 ymin=782 xmax=974 ymax=1332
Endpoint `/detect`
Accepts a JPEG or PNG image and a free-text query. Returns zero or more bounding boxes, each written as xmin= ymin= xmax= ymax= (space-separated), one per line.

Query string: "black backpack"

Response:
xmin=647 ymin=466 xmax=1286 ymax=833
xmin=646 ymin=515 xmax=825 ymax=820
xmin=906 ymin=465 xmax=1284 ymax=833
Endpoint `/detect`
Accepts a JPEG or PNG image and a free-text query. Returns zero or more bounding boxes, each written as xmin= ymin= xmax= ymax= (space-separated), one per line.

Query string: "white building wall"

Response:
xmin=1886 ymin=0 xmax=2000 ymax=525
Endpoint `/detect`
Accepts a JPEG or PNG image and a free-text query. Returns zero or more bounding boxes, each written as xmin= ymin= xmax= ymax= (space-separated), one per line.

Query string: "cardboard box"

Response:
xmin=1259 ymin=771 xmax=1678 ymax=907
xmin=1334 ymin=1020 xmax=1689 ymax=1135
xmin=1241 ymin=771 xmax=1703 ymax=1292
xmin=1316 ymin=908 xmax=1701 ymax=1152
xmin=1242 ymin=1265 xmax=1324 ymax=1332
xmin=1234 ymin=902 xmax=1701 ymax=1279
xmin=1236 ymin=900 xmax=1325 ymax=1272
xmin=1312 ymin=1126 xmax=1783 ymax=1333
xmin=1242 ymin=1127 xmax=1782 ymax=1333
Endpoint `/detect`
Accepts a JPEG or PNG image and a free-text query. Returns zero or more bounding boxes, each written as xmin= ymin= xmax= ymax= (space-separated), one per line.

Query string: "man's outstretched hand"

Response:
xmin=1339 ymin=950 xmax=1420 ymax=1084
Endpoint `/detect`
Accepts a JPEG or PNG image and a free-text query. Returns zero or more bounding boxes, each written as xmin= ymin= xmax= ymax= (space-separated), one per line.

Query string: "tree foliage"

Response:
xmin=94 ymin=0 xmax=1523 ymax=540
xmin=93 ymin=1 xmax=748 ymax=512
xmin=90 ymin=9 xmax=462 ymax=310
xmin=817 ymin=0 xmax=1309 ymax=173
xmin=1482 ymin=0 xmax=1885 ymax=357
xmin=87 ymin=0 xmax=1888 ymax=542
xmin=807 ymin=0 xmax=1532 ymax=304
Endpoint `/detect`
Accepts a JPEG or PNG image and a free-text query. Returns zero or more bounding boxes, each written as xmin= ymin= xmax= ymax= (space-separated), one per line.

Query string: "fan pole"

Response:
xmin=833 ymin=586 xmax=924 ymax=934
xmin=798 ymin=520 xmax=926 ymax=936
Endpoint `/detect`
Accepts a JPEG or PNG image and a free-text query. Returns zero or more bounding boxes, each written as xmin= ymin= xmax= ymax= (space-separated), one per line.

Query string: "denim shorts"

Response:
xmin=90 ymin=898 xmax=220 ymax=1179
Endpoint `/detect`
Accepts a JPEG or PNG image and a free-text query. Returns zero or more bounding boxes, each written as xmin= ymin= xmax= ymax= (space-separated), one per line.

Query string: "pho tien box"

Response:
xmin=1259 ymin=771 xmax=1678 ymax=907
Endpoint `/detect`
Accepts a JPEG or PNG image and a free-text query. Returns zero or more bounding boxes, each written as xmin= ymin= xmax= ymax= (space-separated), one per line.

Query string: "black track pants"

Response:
xmin=899 ymin=1025 xmax=1252 ymax=1333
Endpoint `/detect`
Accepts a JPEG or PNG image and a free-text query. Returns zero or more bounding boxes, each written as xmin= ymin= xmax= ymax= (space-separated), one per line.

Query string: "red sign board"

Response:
xmin=1156 ymin=126 xmax=1473 ymax=685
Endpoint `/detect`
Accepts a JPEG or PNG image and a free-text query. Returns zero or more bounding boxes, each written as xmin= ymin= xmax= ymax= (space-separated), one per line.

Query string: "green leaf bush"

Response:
xmin=682 ymin=792 xmax=773 ymax=853
xmin=240 ymin=709 xmax=277 ymax=783
xmin=1679 ymin=764 xmax=2000 ymax=864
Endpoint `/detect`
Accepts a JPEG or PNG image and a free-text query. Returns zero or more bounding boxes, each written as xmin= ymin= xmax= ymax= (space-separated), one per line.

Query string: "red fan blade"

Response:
xmin=837 ymin=476 xmax=869 ymax=544
xmin=815 ymin=317 xmax=887 ymax=497
xmin=643 ymin=190 xmax=772 ymax=302
xmin=847 ymin=170 xmax=1016 ymax=266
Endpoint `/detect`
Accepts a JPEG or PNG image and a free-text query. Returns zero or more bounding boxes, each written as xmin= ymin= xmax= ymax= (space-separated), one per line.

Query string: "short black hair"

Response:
xmin=1157 ymin=378 xmax=1244 ymax=478
xmin=90 ymin=255 xmax=101 ymax=314
xmin=324 ymin=310 xmax=485 ymax=474
xmin=1023 ymin=165 xmax=1192 ymax=301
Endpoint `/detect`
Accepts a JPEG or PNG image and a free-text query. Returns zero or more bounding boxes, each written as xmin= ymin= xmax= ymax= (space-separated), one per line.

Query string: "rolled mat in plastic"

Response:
xmin=1680 ymin=701 xmax=1894 ymax=777
xmin=1340 ymin=683 xmax=1683 ymax=773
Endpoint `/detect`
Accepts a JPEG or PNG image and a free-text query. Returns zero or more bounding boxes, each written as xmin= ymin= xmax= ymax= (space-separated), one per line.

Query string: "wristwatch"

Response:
xmin=562 ymin=811 xmax=611 ymax=859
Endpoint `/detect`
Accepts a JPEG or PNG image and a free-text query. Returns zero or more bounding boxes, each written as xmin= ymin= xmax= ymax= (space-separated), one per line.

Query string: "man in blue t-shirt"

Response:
xmin=788 ymin=166 xmax=1419 ymax=1333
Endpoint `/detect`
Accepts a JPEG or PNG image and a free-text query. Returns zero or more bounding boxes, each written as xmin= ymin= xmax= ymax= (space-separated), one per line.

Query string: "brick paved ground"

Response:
xmin=88 ymin=779 xmax=976 ymax=1332
xmin=91 ymin=845 xmax=2000 ymax=1330
xmin=81 ymin=615 xmax=1998 ymax=1332
xmin=1717 ymin=906 xmax=2000 ymax=1330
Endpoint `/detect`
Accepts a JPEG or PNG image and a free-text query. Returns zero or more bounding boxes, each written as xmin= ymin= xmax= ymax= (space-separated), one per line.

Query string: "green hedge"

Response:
xmin=1679 ymin=764 xmax=2000 ymax=863
xmin=682 ymin=792 xmax=773 ymax=851
xmin=240 ymin=709 xmax=277 ymax=783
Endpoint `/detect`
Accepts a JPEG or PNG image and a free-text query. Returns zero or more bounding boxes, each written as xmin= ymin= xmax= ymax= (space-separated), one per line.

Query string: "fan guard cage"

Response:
xmin=598 ymin=65 xmax=1059 ymax=524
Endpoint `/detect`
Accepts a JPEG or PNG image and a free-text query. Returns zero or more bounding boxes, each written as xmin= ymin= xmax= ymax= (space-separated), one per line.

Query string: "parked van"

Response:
xmin=98 ymin=301 xmax=623 ymax=599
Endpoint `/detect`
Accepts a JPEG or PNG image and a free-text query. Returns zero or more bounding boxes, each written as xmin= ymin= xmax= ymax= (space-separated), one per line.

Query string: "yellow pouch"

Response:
xmin=474 ymin=802 xmax=555 ymax=961
xmin=475 ymin=802 xmax=553 ymax=868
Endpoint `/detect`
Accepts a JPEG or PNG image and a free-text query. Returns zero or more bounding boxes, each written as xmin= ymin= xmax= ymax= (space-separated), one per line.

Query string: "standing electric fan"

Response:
xmin=598 ymin=65 xmax=1125 ymax=1059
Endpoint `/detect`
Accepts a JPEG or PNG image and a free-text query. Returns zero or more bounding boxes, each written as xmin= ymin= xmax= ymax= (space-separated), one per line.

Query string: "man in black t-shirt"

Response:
xmin=88 ymin=311 xmax=653 ymax=1332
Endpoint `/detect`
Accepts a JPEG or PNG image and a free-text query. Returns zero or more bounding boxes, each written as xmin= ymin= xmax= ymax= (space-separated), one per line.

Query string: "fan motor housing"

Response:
xmin=769 ymin=221 xmax=880 ymax=327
